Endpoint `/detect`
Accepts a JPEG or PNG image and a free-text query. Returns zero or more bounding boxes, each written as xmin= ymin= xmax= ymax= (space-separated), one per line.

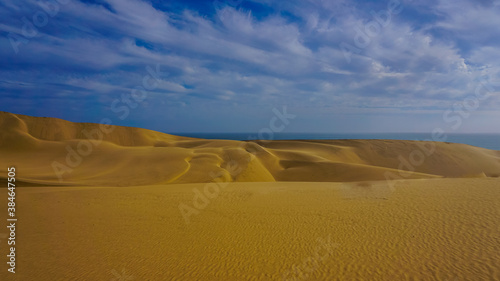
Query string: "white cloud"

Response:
xmin=1 ymin=0 xmax=500 ymax=132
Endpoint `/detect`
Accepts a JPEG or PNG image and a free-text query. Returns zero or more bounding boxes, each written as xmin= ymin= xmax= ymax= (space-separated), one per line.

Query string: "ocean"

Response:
xmin=173 ymin=133 xmax=500 ymax=151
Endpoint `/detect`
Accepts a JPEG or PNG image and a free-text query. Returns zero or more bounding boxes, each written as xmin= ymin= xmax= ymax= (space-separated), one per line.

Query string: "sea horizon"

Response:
xmin=172 ymin=132 xmax=500 ymax=150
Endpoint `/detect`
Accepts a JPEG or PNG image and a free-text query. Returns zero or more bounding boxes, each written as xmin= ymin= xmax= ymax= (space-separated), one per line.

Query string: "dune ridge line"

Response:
xmin=1 ymin=111 xmax=499 ymax=186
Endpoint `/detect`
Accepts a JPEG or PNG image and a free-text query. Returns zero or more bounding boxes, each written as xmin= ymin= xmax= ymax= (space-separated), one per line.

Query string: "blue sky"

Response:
xmin=1 ymin=0 xmax=499 ymax=134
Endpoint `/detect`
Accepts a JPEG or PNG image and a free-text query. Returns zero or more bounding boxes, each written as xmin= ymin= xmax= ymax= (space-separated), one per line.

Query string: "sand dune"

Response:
xmin=1 ymin=111 xmax=499 ymax=186
xmin=2 ymin=179 xmax=500 ymax=280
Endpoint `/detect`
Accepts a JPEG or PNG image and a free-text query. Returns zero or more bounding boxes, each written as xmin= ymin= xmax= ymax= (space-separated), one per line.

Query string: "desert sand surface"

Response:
xmin=0 ymin=179 xmax=499 ymax=280
xmin=1 ymin=111 xmax=500 ymax=280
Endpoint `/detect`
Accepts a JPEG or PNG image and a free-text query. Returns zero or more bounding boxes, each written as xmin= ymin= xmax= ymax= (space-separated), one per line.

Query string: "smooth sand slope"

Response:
xmin=1 ymin=179 xmax=500 ymax=280
xmin=0 ymin=111 xmax=499 ymax=280
xmin=1 ymin=111 xmax=499 ymax=186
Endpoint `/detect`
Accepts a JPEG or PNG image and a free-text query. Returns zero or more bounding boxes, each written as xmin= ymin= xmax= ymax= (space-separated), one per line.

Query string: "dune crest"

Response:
xmin=1 ymin=111 xmax=499 ymax=186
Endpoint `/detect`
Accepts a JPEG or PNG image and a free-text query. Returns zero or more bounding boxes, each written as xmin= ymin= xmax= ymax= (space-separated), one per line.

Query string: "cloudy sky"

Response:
xmin=1 ymin=0 xmax=499 ymax=134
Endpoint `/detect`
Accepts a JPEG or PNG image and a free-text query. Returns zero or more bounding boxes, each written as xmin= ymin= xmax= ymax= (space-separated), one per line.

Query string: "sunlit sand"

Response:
xmin=1 ymin=111 xmax=499 ymax=280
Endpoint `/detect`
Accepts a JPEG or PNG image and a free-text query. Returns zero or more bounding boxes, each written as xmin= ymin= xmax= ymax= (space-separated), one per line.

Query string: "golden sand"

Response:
xmin=0 ymin=111 xmax=499 ymax=280
xmin=1 ymin=179 xmax=499 ymax=280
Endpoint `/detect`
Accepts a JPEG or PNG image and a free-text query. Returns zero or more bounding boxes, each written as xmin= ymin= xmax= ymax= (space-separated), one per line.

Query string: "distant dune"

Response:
xmin=1 ymin=111 xmax=499 ymax=186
